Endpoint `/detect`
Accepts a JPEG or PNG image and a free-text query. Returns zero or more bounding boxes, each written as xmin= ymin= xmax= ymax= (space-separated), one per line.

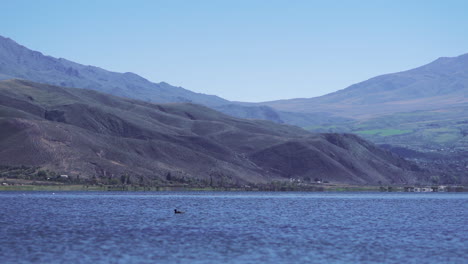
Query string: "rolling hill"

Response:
xmin=259 ymin=54 xmax=467 ymax=182
xmin=0 ymin=79 xmax=427 ymax=186
xmin=261 ymin=53 xmax=468 ymax=119
xmin=0 ymin=35 xmax=309 ymax=124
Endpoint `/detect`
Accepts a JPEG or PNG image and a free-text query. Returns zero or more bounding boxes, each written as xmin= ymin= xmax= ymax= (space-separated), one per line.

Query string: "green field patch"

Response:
xmin=303 ymin=125 xmax=350 ymax=132
xmin=421 ymin=128 xmax=461 ymax=144
xmin=355 ymin=129 xmax=413 ymax=137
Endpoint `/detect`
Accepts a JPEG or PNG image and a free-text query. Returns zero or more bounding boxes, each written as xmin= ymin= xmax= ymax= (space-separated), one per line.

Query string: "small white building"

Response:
xmin=420 ymin=187 xmax=432 ymax=192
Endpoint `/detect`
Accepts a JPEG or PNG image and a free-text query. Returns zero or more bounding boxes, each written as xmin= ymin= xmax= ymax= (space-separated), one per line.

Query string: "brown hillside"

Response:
xmin=0 ymin=79 xmax=427 ymax=185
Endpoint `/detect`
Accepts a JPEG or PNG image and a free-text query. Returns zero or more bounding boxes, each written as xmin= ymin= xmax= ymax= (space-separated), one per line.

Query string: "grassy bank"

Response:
xmin=0 ymin=180 xmax=378 ymax=192
xmin=1 ymin=178 xmax=466 ymax=192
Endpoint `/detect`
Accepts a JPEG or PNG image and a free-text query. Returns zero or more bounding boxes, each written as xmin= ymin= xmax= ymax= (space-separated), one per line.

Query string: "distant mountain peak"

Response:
xmin=262 ymin=52 xmax=468 ymax=118
xmin=0 ymin=34 xmax=230 ymax=107
xmin=0 ymin=35 xmax=18 ymax=44
xmin=0 ymin=35 xmax=309 ymax=123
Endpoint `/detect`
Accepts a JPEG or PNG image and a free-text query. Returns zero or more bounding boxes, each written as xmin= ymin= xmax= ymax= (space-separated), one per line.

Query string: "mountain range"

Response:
xmin=263 ymin=54 xmax=466 ymax=182
xmin=2 ymin=35 xmax=466 ymax=123
xmin=0 ymin=35 xmax=466 ymax=185
xmin=0 ymin=79 xmax=425 ymax=185
xmin=0 ymin=36 xmax=229 ymax=106
xmin=0 ymin=35 xmax=297 ymax=124
xmin=261 ymin=53 xmax=468 ymax=119
xmin=264 ymin=54 xmax=467 ymax=178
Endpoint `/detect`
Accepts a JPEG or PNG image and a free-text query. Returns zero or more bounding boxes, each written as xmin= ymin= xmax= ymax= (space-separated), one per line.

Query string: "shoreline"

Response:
xmin=0 ymin=185 xmax=376 ymax=192
xmin=1 ymin=183 xmax=466 ymax=192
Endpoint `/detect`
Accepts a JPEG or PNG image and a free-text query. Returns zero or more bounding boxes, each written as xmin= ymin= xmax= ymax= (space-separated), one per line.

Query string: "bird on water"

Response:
xmin=174 ymin=209 xmax=185 ymax=214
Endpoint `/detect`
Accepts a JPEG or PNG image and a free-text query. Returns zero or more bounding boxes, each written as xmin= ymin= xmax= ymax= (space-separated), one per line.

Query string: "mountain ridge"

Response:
xmin=0 ymin=79 xmax=427 ymax=186
xmin=1 ymin=35 xmax=310 ymax=126
xmin=260 ymin=53 xmax=468 ymax=119
xmin=0 ymin=35 xmax=230 ymax=106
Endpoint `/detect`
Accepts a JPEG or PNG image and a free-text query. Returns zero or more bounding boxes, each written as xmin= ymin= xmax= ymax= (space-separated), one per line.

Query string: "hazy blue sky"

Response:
xmin=2 ymin=0 xmax=468 ymax=102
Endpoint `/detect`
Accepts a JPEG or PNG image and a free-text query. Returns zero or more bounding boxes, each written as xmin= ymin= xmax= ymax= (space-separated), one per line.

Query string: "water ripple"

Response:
xmin=0 ymin=192 xmax=467 ymax=263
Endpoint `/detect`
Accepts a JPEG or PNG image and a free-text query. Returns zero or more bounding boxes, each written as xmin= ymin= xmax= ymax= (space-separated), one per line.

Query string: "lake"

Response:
xmin=0 ymin=192 xmax=467 ymax=263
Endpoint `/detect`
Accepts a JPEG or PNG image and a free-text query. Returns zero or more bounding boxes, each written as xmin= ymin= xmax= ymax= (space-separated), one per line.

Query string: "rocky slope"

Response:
xmin=258 ymin=53 xmax=467 ymax=184
xmin=0 ymin=79 xmax=426 ymax=186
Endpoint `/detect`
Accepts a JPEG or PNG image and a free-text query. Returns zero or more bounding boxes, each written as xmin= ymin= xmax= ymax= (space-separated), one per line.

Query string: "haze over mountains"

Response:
xmin=261 ymin=53 xmax=468 ymax=119
xmin=0 ymin=35 xmax=289 ymax=124
xmin=3 ymin=34 xmax=465 ymax=124
xmin=0 ymin=36 xmax=229 ymax=106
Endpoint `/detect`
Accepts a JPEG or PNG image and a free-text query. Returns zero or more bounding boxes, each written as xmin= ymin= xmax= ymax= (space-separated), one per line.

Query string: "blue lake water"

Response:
xmin=0 ymin=191 xmax=467 ymax=264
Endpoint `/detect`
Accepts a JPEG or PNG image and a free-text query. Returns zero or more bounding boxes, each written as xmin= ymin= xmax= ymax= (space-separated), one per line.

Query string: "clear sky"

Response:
xmin=1 ymin=0 xmax=468 ymax=102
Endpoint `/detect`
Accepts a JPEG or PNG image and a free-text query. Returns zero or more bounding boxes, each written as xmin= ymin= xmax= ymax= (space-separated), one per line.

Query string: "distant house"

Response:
xmin=60 ymin=175 xmax=69 ymax=179
xmin=406 ymin=186 xmax=436 ymax=192
xmin=412 ymin=187 xmax=432 ymax=192
xmin=437 ymin=186 xmax=447 ymax=192
xmin=421 ymin=187 xmax=432 ymax=192
xmin=289 ymin=178 xmax=301 ymax=183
